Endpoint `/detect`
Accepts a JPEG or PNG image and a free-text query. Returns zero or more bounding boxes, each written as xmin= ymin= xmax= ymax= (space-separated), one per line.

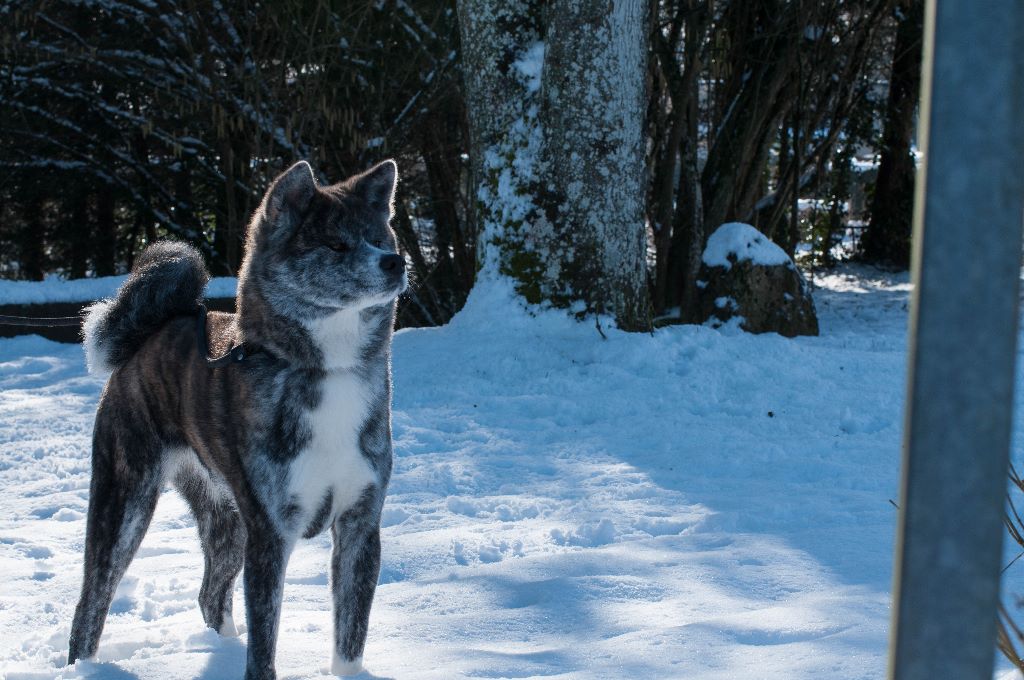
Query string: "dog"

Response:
xmin=68 ymin=159 xmax=405 ymax=679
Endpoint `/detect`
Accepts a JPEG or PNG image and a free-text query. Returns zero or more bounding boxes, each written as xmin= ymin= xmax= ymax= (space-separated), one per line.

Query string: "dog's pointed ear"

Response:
xmin=349 ymin=160 xmax=397 ymax=218
xmin=264 ymin=161 xmax=317 ymax=227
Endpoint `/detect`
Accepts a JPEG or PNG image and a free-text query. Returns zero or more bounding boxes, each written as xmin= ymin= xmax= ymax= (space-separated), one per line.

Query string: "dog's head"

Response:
xmin=239 ymin=160 xmax=406 ymax=319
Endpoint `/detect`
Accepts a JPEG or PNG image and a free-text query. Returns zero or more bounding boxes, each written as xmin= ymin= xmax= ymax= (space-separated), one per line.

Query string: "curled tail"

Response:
xmin=83 ymin=241 xmax=209 ymax=375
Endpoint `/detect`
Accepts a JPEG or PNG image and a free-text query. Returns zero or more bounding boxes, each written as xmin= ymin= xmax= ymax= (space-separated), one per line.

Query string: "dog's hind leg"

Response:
xmin=172 ymin=451 xmax=246 ymax=636
xmin=329 ymin=490 xmax=382 ymax=676
xmin=67 ymin=417 xmax=162 ymax=665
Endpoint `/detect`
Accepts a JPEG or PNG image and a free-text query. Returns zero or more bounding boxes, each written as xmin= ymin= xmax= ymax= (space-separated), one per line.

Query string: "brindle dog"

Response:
xmin=69 ymin=160 xmax=405 ymax=679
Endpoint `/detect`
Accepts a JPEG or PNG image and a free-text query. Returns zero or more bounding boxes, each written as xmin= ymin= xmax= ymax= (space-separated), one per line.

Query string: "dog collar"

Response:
xmin=195 ymin=304 xmax=262 ymax=367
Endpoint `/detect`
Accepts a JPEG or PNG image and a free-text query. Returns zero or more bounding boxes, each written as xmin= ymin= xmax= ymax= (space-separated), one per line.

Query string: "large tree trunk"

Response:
xmin=647 ymin=2 xmax=687 ymax=316
xmin=542 ymin=0 xmax=651 ymax=330
xmin=669 ymin=1 xmax=709 ymax=321
xmin=650 ymin=90 xmax=685 ymax=314
xmin=458 ymin=0 xmax=652 ymax=331
xmin=457 ymin=0 xmax=540 ymax=215
xmin=860 ymin=0 xmax=923 ymax=268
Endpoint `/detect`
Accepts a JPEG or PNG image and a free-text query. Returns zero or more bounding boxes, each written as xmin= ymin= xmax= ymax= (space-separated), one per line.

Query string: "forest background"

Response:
xmin=0 ymin=0 xmax=922 ymax=329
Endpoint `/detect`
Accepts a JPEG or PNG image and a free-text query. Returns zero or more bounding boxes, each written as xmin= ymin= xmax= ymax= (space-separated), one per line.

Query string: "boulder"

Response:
xmin=697 ymin=222 xmax=819 ymax=337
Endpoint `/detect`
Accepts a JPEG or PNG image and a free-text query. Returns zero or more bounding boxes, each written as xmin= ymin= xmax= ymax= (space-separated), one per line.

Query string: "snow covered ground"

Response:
xmin=0 ymin=275 xmax=236 ymax=305
xmin=1 ymin=266 xmax=1022 ymax=679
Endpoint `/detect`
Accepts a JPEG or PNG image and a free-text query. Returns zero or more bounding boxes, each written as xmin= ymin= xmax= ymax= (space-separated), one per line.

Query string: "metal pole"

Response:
xmin=889 ymin=2 xmax=1024 ymax=679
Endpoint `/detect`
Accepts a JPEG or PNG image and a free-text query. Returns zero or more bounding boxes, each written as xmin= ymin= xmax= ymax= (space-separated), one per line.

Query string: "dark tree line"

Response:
xmin=859 ymin=0 xmax=923 ymax=268
xmin=0 ymin=0 xmax=921 ymax=327
xmin=646 ymin=0 xmax=920 ymax=319
xmin=0 ymin=0 xmax=471 ymax=327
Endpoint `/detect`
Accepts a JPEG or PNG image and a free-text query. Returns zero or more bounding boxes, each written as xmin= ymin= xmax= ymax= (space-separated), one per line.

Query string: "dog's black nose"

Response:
xmin=379 ymin=254 xmax=405 ymax=273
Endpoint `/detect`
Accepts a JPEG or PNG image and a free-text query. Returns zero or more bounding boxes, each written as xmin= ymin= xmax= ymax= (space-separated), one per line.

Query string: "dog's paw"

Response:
xmin=325 ymin=652 xmax=364 ymax=676
xmin=217 ymin=613 xmax=239 ymax=637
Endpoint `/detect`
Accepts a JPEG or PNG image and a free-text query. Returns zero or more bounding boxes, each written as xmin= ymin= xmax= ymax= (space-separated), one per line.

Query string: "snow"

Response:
xmin=0 ymin=276 xmax=237 ymax=305
xmin=513 ymin=42 xmax=545 ymax=94
xmin=1 ymin=265 xmax=1023 ymax=679
xmin=477 ymin=101 xmax=544 ymax=273
xmin=702 ymin=222 xmax=793 ymax=270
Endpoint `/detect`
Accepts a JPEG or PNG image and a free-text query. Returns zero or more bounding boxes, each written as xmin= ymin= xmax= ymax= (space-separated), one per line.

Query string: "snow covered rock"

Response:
xmin=697 ymin=222 xmax=819 ymax=337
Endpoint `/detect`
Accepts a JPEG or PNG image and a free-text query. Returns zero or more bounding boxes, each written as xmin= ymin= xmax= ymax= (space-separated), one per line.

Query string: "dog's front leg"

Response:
xmin=243 ymin=523 xmax=291 ymax=680
xmin=329 ymin=500 xmax=382 ymax=676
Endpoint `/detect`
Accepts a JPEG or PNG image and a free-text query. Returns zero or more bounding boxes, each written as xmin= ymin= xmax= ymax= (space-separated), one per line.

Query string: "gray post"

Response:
xmin=888 ymin=2 xmax=1024 ymax=679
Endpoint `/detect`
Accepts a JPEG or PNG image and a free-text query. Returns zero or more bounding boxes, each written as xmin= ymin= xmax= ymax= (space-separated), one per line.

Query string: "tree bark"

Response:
xmin=671 ymin=2 xmax=709 ymax=321
xmin=653 ymin=1 xmax=711 ymax=319
xmin=456 ymin=0 xmax=541 ymax=199
xmin=649 ymin=1 xmax=690 ymax=315
xmin=542 ymin=0 xmax=651 ymax=330
xmin=860 ymin=0 xmax=923 ymax=268
xmin=700 ymin=2 xmax=799 ymax=234
xmin=458 ymin=0 xmax=652 ymax=331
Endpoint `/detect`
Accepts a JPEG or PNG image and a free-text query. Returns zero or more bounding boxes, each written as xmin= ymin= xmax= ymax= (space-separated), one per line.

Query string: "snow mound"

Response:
xmin=0 ymin=274 xmax=129 ymax=305
xmin=702 ymin=222 xmax=791 ymax=271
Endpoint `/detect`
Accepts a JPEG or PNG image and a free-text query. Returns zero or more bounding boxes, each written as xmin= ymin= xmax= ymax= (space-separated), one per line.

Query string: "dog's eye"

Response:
xmin=328 ymin=241 xmax=350 ymax=254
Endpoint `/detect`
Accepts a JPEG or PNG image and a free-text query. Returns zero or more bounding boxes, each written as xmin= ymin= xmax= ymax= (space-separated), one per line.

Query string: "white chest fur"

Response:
xmin=290 ymin=302 xmax=380 ymax=529
xmin=307 ymin=307 xmax=364 ymax=370
xmin=287 ymin=370 xmax=377 ymax=528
